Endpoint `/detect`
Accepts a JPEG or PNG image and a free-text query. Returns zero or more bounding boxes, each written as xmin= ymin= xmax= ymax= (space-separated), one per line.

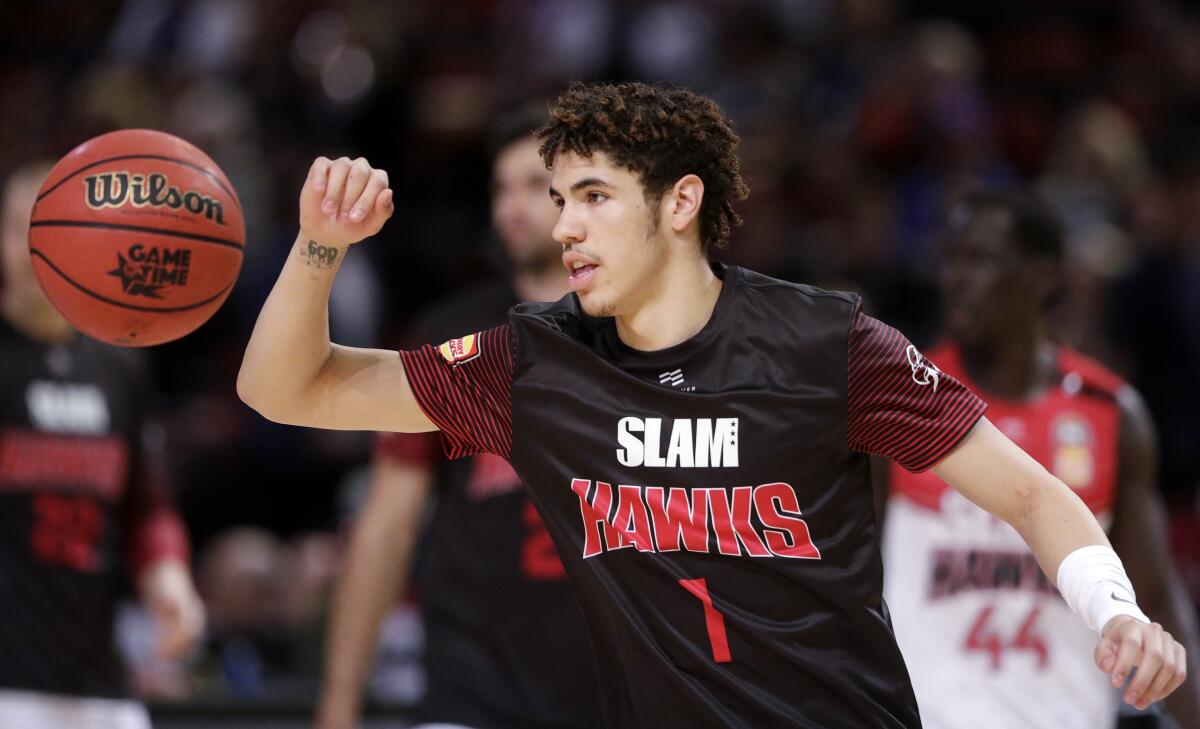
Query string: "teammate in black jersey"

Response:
xmin=316 ymin=107 xmax=602 ymax=729
xmin=0 ymin=161 xmax=204 ymax=727
xmin=239 ymin=83 xmax=1187 ymax=728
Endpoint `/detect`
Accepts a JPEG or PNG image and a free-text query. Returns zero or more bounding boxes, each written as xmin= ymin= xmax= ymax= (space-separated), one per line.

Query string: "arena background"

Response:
xmin=4 ymin=0 xmax=1200 ymax=726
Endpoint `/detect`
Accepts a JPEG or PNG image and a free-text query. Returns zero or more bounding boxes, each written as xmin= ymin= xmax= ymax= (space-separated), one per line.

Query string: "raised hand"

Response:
xmin=299 ymin=156 xmax=394 ymax=249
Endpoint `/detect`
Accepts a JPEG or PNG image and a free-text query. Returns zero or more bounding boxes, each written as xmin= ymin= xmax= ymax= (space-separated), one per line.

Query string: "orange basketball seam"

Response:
xmin=29 ymin=220 xmax=245 ymax=250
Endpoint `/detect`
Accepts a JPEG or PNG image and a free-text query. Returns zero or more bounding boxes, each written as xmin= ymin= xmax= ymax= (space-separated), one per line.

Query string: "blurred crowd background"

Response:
xmin=5 ymin=0 xmax=1200 ymax=720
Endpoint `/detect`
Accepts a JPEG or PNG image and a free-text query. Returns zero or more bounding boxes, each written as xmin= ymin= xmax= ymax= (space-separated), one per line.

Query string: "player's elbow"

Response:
xmin=235 ymin=363 xmax=268 ymax=415
xmin=237 ymin=354 xmax=332 ymax=426
xmin=236 ymin=363 xmax=294 ymax=423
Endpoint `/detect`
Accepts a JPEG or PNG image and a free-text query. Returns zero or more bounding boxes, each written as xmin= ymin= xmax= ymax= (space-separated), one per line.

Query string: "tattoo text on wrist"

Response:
xmin=299 ymin=240 xmax=340 ymax=269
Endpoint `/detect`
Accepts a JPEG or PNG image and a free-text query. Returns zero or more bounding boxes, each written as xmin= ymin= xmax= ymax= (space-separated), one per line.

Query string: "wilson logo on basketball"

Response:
xmin=83 ymin=172 xmax=225 ymax=224
xmin=437 ymin=334 xmax=480 ymax=365
xmin=106 ymin=243 xmax=191 ymax=299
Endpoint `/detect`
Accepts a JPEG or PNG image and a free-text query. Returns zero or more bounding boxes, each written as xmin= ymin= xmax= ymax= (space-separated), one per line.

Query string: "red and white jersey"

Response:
xmin=883 ymin=343 xmax=1124 ymax=729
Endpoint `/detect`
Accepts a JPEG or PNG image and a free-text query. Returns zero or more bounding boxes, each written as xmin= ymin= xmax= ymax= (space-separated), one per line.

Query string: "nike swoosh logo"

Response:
xmin=1111 ymin=591 xmax=1136 ymax=605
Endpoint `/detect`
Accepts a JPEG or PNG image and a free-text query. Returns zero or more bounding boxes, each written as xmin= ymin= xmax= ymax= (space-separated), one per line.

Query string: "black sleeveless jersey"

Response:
xmin=400 ymin=266 xmax=987 ymax=728
xmin=0 ymin=318 xmax=188 ymax=698
xmin=377 ymin=282 xmax=602 ymax=729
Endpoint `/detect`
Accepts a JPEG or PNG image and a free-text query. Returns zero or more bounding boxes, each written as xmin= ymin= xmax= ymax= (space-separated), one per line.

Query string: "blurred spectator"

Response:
xmin=195 ymin=527 xmax=336 ymax=699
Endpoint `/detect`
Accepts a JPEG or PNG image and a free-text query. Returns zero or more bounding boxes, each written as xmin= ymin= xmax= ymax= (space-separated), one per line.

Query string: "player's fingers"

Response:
xmin=375 ymin=188 xmax=395 ymax=217
xmin=1110 ymin=626 xmax=1143 ymax=688
xmin=339 ymin=158 xmax=373 ymax=218
xmin=162 ymin=615 xmax=199 ymax=658
xmin=1160 ymin=640 xmax=1188 ymax=701
xmin=156 ymin=594 xmax=203 ymax=659
xmin=1124 ymin=624 xmax=1164 ymax=707
xmin=154 ymin=610 xmax=183 ymax=658
xmin=1095 ymin=633 xmax=1119 ymax=674
xmin=1138 ymin=631 xmax=1177 ymax=708
xmin=350 ymin=169 xmax=388 ymax=223
xmin=180 ymin=597 xmax=204 ymax=644
xmin=308 ymin=156 xmax=331 ymax=193
xmin=322 ymin=157 xmax=352 ymax=215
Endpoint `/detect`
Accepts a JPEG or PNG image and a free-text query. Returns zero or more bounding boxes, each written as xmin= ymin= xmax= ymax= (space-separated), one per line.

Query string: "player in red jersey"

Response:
xmin=238 ymin=83 xmax=1186 ymax=727
xmin=316 ymin=107 xmax=602 ymax=729
xmin=0 ymin=162 xmax=204 ymax=727
xmin=882 ymin=190 xmax=1200 ymax=729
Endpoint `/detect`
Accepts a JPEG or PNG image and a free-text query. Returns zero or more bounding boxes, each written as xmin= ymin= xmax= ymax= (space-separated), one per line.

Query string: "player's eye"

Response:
xmin=551 ymin=197 xmax=564 ymax=209
xmin=586 ymin=191 xmax=607 ymax=204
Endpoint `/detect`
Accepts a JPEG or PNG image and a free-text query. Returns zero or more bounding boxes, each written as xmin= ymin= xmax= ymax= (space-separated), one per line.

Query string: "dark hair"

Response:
xmin=486 ymin=101 xmax=552 ymax=162
xmin=536 ymin=81 xmax=749 ymax=256
xmin=954 ymin=189 xmax=1064 ymax=263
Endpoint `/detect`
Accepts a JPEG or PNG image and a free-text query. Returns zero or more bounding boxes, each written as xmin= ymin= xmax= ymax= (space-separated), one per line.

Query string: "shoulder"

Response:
xmin=511 ymin=292 xmax=595 ymax=338
xmin=735 ymin=266 xmax=861 ymax=313
xmin=730 ymin=267 xmax=864 ymax=350
xmin=413 ymin=279 xmax=515 ymax=344
xmin=1057 ymin=346 xmax=1126 ymax=401
xmin=1054 ymin=345 xmax=1153 ymax=459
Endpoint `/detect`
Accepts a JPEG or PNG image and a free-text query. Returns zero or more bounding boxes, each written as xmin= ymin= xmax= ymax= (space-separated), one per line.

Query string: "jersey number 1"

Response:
xmin=679 ymin=578 xmax=732 ymax=663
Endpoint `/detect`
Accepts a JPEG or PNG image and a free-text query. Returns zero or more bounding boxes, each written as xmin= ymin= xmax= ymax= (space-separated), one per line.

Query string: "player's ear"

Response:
xmin=667 ymin=174 xmax=704 ymax=235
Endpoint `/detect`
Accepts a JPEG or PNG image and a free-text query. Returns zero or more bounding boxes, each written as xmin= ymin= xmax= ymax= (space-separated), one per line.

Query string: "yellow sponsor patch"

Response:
xmin=437 ymin=333 xmax=480 ymax=364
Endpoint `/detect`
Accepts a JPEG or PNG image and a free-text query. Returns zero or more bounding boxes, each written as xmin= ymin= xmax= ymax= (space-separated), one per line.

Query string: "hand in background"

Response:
xmin=141 ymin=559 xmax=206 ymax=659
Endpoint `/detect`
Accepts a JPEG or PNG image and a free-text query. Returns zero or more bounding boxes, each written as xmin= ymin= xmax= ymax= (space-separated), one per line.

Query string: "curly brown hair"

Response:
xmin=536 ymin=81 xmax=749 ymax=256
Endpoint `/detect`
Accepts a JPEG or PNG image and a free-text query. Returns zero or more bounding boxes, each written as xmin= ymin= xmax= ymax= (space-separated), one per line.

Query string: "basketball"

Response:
xmin=28 ymin=129 xmax=245 ymax=346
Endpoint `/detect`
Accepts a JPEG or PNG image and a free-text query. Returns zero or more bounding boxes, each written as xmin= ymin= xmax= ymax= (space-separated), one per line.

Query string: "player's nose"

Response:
xmin=553 ymin=204 xmax=583 ymax=247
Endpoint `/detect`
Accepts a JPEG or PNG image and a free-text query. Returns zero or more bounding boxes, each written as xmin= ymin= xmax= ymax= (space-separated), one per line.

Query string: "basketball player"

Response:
xmin=882 ymin=190 xmax=1200 ymax=729
xmin=0 ymin=161 xmax=204 ymax=727
xmin=316 ymin=107 xmax=602 ymax=729
xmin=238 ymin=82 xmax=1186 ymax=727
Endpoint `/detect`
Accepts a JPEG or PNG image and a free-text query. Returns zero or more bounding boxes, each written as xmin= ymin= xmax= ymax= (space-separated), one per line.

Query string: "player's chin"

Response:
xmin=577 ymin=290 xmax=616 ymax=318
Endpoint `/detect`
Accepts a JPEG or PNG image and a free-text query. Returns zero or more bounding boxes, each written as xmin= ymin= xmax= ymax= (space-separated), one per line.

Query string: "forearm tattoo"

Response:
xmin=298 ymin=239 xmax=341 ymax=269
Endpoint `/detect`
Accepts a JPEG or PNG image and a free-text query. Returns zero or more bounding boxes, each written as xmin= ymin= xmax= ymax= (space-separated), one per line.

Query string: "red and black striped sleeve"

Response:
xmin=846 ymin=309 xmax=987 ymax=472
xmin=399 ymin=324 xmax=514 ymax=460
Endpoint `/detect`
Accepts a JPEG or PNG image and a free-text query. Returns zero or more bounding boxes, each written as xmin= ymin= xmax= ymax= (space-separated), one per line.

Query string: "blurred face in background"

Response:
xmin=0 ymin=163 xmax=61 ymax=324
xmin=939 ymin=205 xmax=1045 ymax=347
xmin=550 ymin=150 xmax=668 ymax=318
xmin=491 ymin=137 xmax=560 ymax=274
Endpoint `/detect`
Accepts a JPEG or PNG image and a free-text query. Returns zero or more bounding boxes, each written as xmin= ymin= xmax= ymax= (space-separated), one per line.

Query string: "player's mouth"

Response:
xmin=564 ymin=252 xmax=599 ymax=291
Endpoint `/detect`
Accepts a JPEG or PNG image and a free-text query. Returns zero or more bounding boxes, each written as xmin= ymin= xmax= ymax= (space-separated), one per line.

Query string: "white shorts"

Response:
xmin=0 ymin=689 xmax=151 ymax=729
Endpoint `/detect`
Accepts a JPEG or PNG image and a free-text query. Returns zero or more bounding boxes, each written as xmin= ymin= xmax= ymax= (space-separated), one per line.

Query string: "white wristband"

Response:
xmin=1056 ymin=545 xmax=1150 ymax=634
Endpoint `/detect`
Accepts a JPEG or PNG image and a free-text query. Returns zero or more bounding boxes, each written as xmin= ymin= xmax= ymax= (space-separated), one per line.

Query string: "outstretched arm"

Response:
xmin=237 ymin=156 xmax=435 ymax=433
xmin=316 ymin=445 xmax=433 ymax=729
xmin=934 ymin=417 xmax=1187 ymax=711
xmin=1109 ymin=387 xmax=1200 ymax=727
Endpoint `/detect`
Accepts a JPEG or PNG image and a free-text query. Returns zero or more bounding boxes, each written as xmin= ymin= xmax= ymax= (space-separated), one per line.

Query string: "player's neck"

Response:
xmin=958 ymin=324 xmax=1054 ymax=401
xmin=614 ymin=255 xmax=721 ymax=352
xmin=1 ymin=292 xmax=74 ymax=344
